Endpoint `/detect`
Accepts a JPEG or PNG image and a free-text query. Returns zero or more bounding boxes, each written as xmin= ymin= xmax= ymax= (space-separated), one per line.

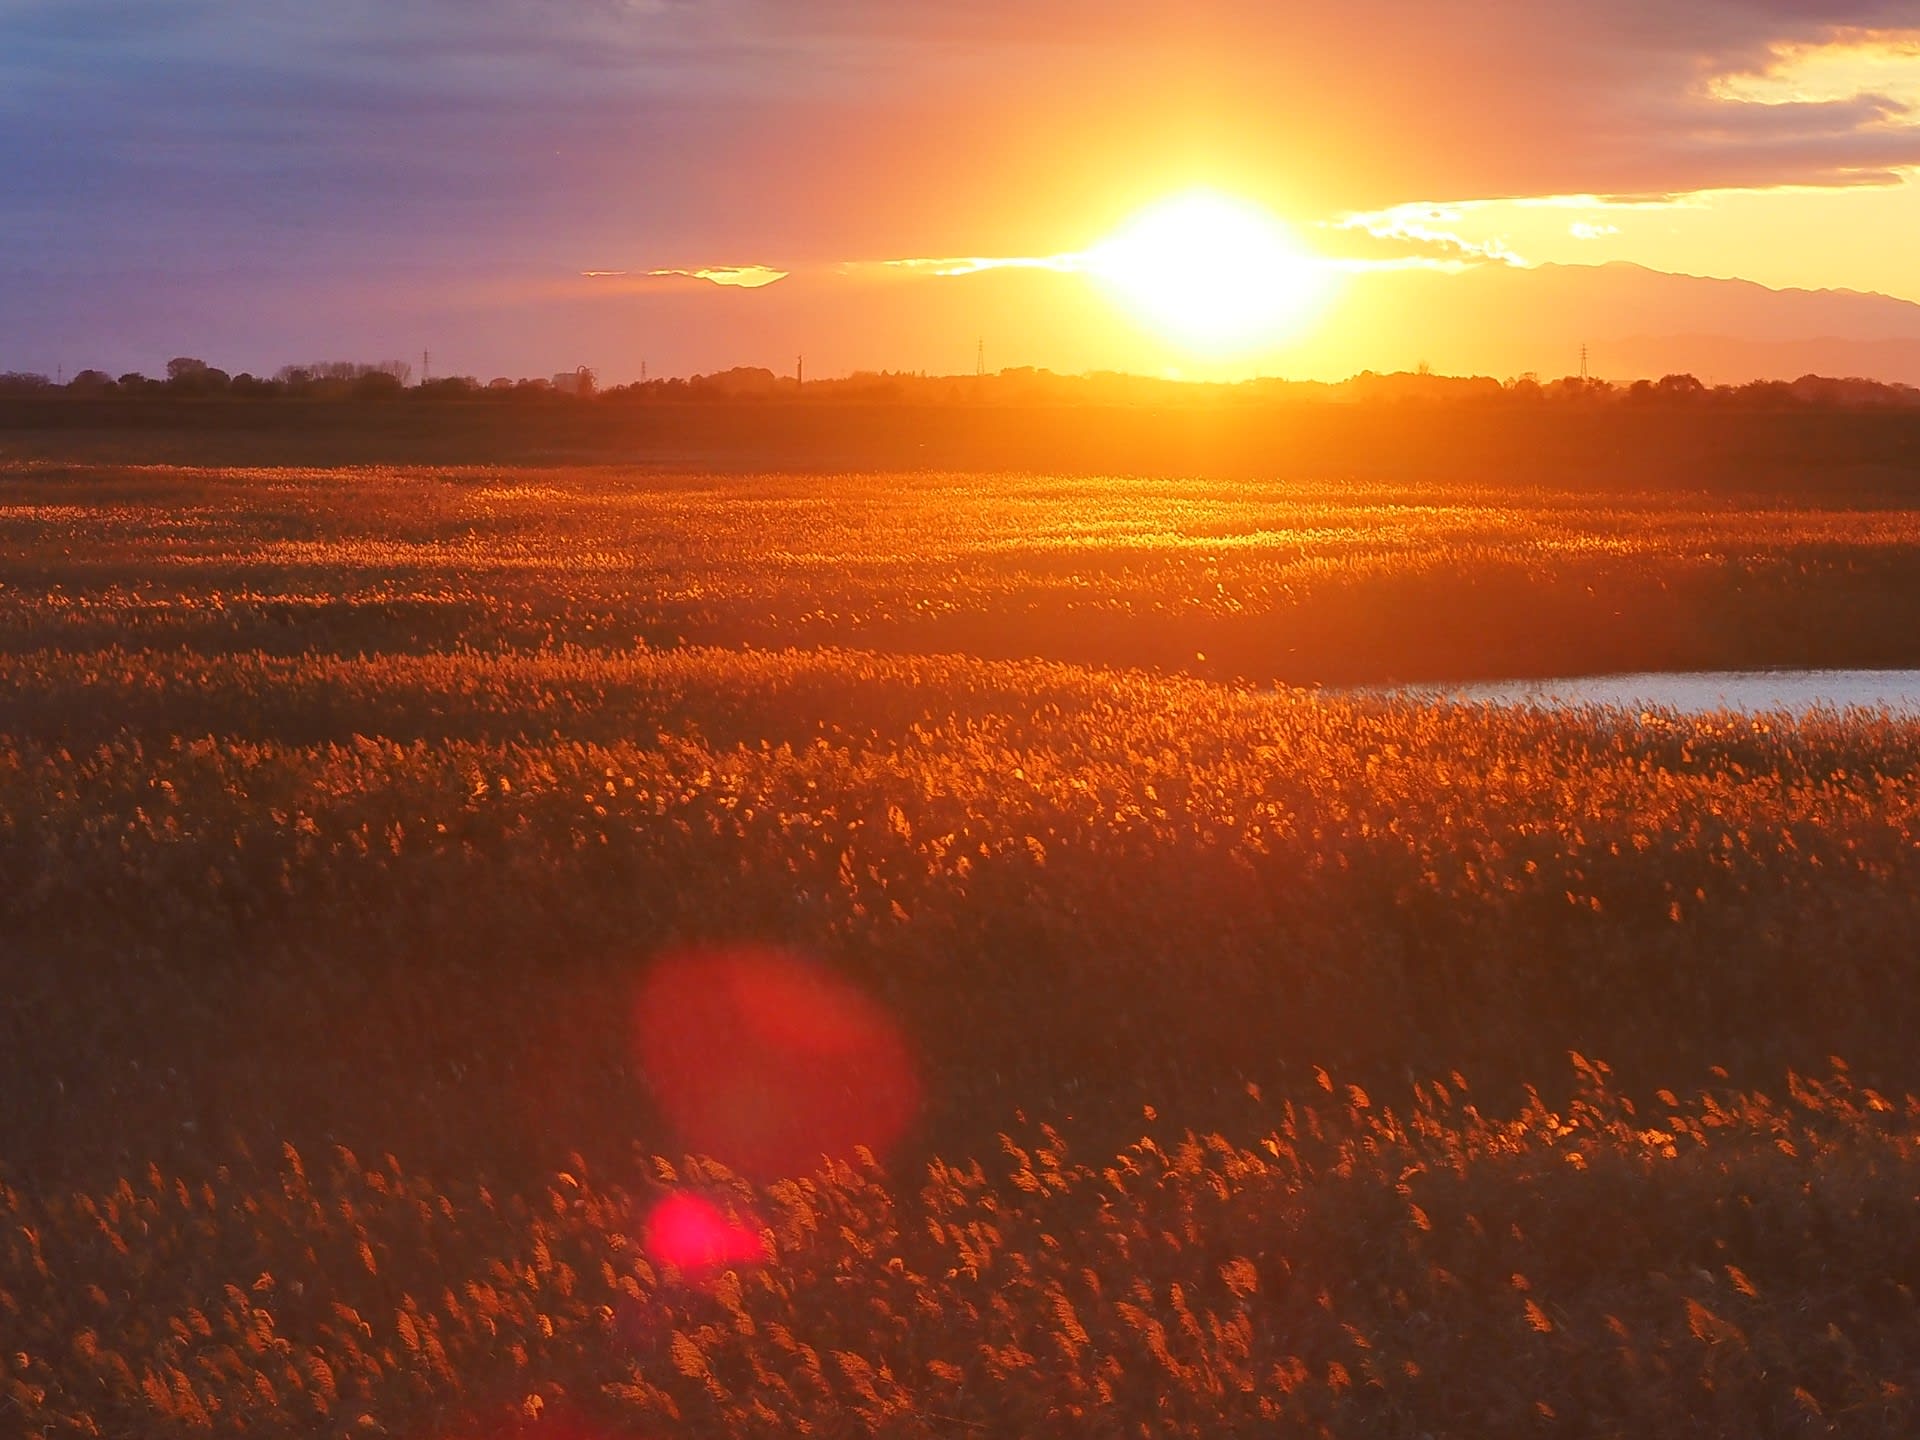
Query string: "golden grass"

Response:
xmin=4 ymin=461 xmax=1920 ymax=679
xmin=4 ymin=461 xmax=1920 ymax=1434
xmin=6 ymin=1065 xmax=1919 ymax=1436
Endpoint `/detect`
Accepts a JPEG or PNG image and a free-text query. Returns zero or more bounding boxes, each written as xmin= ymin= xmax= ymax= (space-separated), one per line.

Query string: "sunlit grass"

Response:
xmin=5 ymin=1066 xmax=1918 ymax=1436
xmin=4 ymin=462 xmax=1920 ymax=681
xmin=4 ymin=460 xmax=1920 ymax=1434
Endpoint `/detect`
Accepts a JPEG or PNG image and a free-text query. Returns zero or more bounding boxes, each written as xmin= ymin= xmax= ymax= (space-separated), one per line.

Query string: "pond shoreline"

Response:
xmin=1372 ymin=667 xmax=1920 ymax=716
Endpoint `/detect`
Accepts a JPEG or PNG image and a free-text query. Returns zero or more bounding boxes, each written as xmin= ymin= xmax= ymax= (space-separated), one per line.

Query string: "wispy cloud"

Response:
xmin=581 ymin=266 xmax=789 ymax=288
xmin=1332 ymin=205 xmax=1529 ymax=268
xmin=650 ymin=266 xmax=789 ymax=288
xmin=1508 ymin=193 xmax=1707 ymax=211
xmin=874 ymin=254 xmax=1084 ymax=278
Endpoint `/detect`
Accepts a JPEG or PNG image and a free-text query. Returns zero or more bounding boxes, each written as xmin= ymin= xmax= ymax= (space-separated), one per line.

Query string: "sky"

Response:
xmin=4 ymin=1 xmax=1920 ymax=382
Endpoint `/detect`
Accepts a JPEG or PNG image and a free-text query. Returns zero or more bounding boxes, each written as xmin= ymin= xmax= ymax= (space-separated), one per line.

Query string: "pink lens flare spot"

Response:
xmin=644 ymin=1192 xmax=767 ymax=1270
xmin=634 ymin=944 xmax=921 ymax=1180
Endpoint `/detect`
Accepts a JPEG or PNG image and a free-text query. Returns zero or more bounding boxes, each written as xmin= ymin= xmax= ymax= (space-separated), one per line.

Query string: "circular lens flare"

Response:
xmin=1088 ymin=190 xmax=1332 ymax=352
xmin=643 ymin=1193 xmax=767 ymax=1271
xmin=633 ymin=944 xmax=920 ymax=1181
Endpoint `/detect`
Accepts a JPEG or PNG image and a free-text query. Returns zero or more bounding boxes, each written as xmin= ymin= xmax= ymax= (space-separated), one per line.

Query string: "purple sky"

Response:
xmin=4 ymin=1 xmax=1919 ymax=381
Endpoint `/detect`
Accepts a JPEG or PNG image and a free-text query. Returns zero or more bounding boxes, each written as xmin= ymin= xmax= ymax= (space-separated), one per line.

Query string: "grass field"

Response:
xmin=5 ymin=459 xmax=1920 ymax=1435
xmin=9 ymin=461 xmax=1920 ymax=682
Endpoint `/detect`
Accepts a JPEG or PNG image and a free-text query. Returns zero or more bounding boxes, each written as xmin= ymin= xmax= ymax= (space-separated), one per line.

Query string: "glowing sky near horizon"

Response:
xmin=2 ymin=2 xmax=1919 ymax=380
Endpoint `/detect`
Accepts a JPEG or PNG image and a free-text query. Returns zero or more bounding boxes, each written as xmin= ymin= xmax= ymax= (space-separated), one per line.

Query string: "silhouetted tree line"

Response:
xmin=3 ymin=356 xmax=417 ymax=401
xmin=4 ymin=357 xmax=1919 ymax=410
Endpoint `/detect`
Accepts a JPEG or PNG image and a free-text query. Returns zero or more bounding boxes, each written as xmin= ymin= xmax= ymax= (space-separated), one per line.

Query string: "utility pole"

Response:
xmin=640 ymin=359 xmax=648 ymax=384
xmin=796 ymin=354 xmax=804 ymax=389
xmin=977 ymin=337 xmax=984 ymax=378
xmin=422 ymin=349 xmax=430 ymax=386
xmin=1579 ymin=343 xmax=1589 ymax=383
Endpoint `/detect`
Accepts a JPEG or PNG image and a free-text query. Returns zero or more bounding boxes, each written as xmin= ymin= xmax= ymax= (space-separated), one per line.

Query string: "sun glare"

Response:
xmin=1087 ymin=191 xmax=1333 ymax=352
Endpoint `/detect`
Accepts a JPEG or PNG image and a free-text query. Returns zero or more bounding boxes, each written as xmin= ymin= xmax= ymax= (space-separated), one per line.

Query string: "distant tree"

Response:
xmin=692 ymin=366 xmax=780 ymax=399
xmin=351 ymin=370 xmax=404 ymax=399
xmin=418 ymin=376 xmax=479 ymax=397
xmin=274 ymin=361 xmax=409 ymax=396
xmin=1783 ymin=373 xmax=1917 ymax=407
xmin=117 ymin=372 xmax=149 ymax=388
xmin=164 ymin=358 xmax=230 ymax=394
xmin=1656 ymin=372 xmax=1706 ymax=398
xmin=67 ymin=369 xmax=116 ymax=392
xmin=1736 ymin=379 xmax=1797 ymax=407
xmin=1543 ymin=375 xmax=1614 ymax=401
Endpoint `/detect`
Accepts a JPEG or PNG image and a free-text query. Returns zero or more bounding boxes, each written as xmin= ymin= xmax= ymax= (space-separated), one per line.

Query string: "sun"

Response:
xmin=1086 ymin=191 xmax=1333 ymax=353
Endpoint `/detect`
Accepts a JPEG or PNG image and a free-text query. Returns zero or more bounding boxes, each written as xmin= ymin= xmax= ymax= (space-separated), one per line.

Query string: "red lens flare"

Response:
xmin=643 ymin=1192 xmax=767 ymax=1270
xmin=633 ymin=944 xmax=920 ymax=1180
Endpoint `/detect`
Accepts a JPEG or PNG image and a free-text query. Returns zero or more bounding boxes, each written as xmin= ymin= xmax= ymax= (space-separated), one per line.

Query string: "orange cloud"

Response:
xmin=647 ymin=265 xmax=789 ymax=288
xmin=1710 ymin=30 xmax=1920 ymax=110
xmin=1331 ymin=206 xmax=1528 ymax=269
xmin=875 ymin=255 xmax=1082 ymax=278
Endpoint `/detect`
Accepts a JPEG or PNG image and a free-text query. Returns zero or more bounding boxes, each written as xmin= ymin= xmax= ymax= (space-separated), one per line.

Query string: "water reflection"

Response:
xmin=1395 ymin=669 xmax=1920 ymax=716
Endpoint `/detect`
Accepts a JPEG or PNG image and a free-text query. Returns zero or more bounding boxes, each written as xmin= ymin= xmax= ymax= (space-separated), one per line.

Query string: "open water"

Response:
xmin=1394 ymin=669 xmax=1920 ymax=716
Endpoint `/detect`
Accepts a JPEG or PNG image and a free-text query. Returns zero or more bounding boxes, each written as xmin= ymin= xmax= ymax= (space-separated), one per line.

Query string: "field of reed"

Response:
xmin=9 ymin=1066 xmax=1920 ymax=1438
xmin=3 ymin=460 xmax=1919 ymax=1435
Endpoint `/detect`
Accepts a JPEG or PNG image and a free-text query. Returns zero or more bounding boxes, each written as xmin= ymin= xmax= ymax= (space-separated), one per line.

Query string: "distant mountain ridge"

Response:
xmin=1299 ymin=261 xmax=1920 ymax=385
